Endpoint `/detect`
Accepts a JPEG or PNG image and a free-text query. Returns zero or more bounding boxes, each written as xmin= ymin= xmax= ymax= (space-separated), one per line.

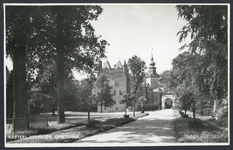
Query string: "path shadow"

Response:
xmin=77 ymin=117 xmax=176 ymax=143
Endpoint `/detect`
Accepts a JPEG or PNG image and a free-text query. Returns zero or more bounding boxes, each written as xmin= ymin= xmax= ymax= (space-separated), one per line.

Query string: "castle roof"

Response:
xmin=103 ymin=61 xmax=111 ymax=69
xmin=115 ymin=61 xmax=123 ymax=68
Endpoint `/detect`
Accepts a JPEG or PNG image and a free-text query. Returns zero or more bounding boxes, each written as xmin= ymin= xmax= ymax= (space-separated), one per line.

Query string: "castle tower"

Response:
xmin=146 ymin=51 xmax=159 ymax=89
xmin=148 ymin=53 xmax=158 ymax=77
xmin=139 ymin=51 xmax=162 ymax=105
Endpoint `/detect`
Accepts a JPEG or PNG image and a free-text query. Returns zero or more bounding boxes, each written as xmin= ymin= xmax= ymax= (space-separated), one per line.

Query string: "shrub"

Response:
xmin=143 ymin=104 xmax=159 ymax=111
xmin=198 ymin=108 xmax=213 ymax=116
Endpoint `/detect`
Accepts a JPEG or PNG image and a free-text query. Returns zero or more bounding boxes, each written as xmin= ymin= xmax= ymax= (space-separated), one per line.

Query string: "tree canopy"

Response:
xmin=6 ymin=6 xmax=108 ymax=124
xmin=119 ymin=93 xmax=135 ymax=115
xmin=93 ymin=75 xmax=114 ymax=112
xmin=176 ymin=5 xmax=228 ymax=100
xmin=173 ymin=5 xmax=228 ymax=119
xmin=127 ymin=55 xmax=146 ymax=93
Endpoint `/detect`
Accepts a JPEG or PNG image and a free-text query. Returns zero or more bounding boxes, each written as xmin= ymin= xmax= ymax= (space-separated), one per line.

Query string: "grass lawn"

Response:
xmin=173 ymin=110 xmax=228 ymax=143
xmin=6 ymin=111 xmax=148 ymax=143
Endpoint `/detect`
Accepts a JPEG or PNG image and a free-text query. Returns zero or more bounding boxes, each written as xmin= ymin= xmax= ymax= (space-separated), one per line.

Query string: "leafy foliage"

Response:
xmin=78 ymin=79 xmax=97 ymax=109
xmin=76 ymin=79 xmax=98 ymax=123
xmin=6 ymin=6 xmax=108 ymax=123
xmin=119 ymin=93 xmax=135 ymax=115
xmin=127 ymin=56 xmax=146 ymax=115
xmin=159 ymin=70 xmax=178 ymax=90
xmin=176 ymin=5 xmax=228 ymax=100
xmin=138 ymin=96 xmax=147 ymax=112
xmin=93 ymin=75 xmax=115 ymax=112
xmin=127 ymin=55 xmax=146 ymax=93
xmin=171 ymin=5 xmax=228 ymax=120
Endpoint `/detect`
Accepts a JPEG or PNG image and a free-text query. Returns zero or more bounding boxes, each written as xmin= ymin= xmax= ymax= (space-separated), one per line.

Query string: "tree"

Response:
xmin=172 ymin=52 xmax=204 ymax=120
xmin=175 ymin=76 xmax=200 ymax=120
xmin=94 ymin=75 xmax=114 ymax=112
xmin=128 ymin=55 xmax=146 ymax=92
xmin=138 ymin=96 xmax=147 ymax=113
xmin=6 ymin=6 xmax=41 ymax=129
xmin=35 ymin=6 xmax=108 ymax=123
xmin=28 ymin=61 xmax=79 ymax=115
xmin=159 ymin=70 xmax=178 ymax=90
xmin=119 ymin=93 xmax=135 ymax=116
xmin=77 ymin=79 xmax=98 ymax=124
xmin=127 ymin=55 xmax=146 ymax=116
xmin=176 ymin=5 xmax=228 ymax=112
xmin=6 ymin=6 xmax=108 ymax=124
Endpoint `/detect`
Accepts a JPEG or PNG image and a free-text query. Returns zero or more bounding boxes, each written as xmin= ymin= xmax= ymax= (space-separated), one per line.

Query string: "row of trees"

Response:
xmin=76 ymin=75 xmax=114 ymax=123
xmin=6 ymin=6 xmax=108 ymax=124
xmin=160 ymin=5 xmax=228 ymax=120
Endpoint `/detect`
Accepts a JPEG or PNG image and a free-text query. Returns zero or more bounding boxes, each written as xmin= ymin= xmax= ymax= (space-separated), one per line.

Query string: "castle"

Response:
xmin=96 ymin=60 xmax=130 ymax=112
xmin=95 ymin=54 xmax=164 ymax=112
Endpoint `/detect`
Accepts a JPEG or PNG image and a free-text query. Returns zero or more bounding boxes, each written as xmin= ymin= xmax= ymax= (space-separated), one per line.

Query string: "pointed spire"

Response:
xmin=150 ymin=48 xmax=155 ymax=67
xmin=103 ymin=61 xmax=111 ymax=69
xmin=116 ymin=60 xmax=123 ymax=68
xmin=151 ymin=48 xmax=153 ymax=59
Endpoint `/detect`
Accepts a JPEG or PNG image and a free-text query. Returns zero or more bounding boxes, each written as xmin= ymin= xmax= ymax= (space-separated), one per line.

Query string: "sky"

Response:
xmin=73 ymin=4 xmax=189 ymax=79
xmin=5 ymin=4 xmax=190 ymax=80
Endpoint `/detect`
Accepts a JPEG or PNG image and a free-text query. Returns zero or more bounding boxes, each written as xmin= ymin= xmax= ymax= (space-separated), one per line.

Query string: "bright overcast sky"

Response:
xmin=82 ymin=4 xmax=189 ymax=79
xmin=5 ymin=4 xmax=190 ymax=80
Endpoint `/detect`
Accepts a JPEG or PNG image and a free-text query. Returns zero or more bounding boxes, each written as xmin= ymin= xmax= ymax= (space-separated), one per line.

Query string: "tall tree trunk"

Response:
xmin=57 ymin=46 xmax=65 ymax=123
xmin=56 ymin=16 xmax=65 ymax=123
xmin=193 ymin=110 xmax=196 ymax=121
xmin=13 ymin=43 xmax=28 ymax=130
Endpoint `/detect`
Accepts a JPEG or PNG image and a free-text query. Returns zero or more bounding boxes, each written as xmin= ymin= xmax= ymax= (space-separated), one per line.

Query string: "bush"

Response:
xmin=198 ymin=108 xmax=213 ymax=116
xmin=136 ymin=104 xmax=159 ymax=111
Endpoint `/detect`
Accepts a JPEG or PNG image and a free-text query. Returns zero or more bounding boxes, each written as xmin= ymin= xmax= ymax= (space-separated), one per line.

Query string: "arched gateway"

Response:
xmin=161 ymin=92 xmax=176 ymax=109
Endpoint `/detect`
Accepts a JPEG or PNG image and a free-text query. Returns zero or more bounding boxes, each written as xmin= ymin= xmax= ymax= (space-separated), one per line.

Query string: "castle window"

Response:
xmin=104 ymin=107 xmax=106 ymax=110
xmin=116 ymin=108 xmax=118 ymax=110
xmin=113 ymin=90 xmax=116 ymax=95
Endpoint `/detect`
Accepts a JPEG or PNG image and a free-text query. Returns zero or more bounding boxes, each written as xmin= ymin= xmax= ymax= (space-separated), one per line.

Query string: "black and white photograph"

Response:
xmin=4 ymin=3 xmax=229 ymax=147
